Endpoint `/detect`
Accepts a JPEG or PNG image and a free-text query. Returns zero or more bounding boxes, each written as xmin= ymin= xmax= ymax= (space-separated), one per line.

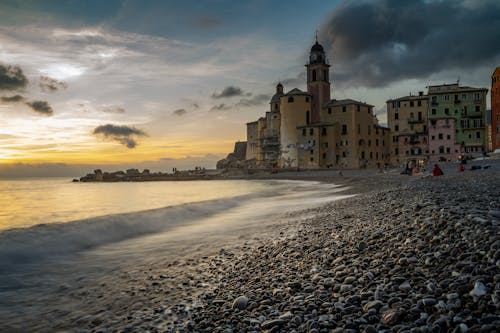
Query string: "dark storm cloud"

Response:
xmin=209 ymin=103 xmax=231 ymax=112
xmin=0 ymin=64 xmax=28 ymax=91
xmin=212 ymin=86 xmax=249 ymax=99
xmin=93 ymin=124 xmax=147 ymax=148
xmin=173 ymin=108 xmax=187 ymax=116
xmin=320 ymin=0 xmax=500 ymax=88
xmin=236 ymin=94 xmax=270 ymax=107
xmin=39 ymin=76 xmax=68 ymax=92
xmin=1 ymin=95 xmax=25 ymax=103
xmin=26 ymin=101 xmax=54 ymax=116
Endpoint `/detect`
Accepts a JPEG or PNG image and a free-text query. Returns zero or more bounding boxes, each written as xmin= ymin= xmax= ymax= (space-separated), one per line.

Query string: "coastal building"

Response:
xmin=427 ymin=83 xmax=488 ymax=160
xmin=491 ymin=67 xmax=500 ymax=150
xmin=387 ymin=92 xmax=429 ymax=167
xmin=247 ymin=38 xmax=390 ymax=169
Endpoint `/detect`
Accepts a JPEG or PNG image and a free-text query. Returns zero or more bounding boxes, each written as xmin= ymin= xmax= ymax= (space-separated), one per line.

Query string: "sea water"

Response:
xmin=0 ymin=178 xmax=351 ymax=330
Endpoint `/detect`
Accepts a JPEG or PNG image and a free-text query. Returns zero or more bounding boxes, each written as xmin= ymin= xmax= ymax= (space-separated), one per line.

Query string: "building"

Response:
xmin=247 ymin=38 xmax=390 ymax=170
xmin=387 ymin=92 xmax=429 ymax=167
xmin=491 ymin=67 xmax=500 ymax=151
xmin=428 ymin=83 xmax=488 ymax=160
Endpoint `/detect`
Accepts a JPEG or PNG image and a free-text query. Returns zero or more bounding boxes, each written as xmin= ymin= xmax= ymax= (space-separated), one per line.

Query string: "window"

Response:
xmin=395 ymin=125 xmax=399 ymax=131
xmin=476 ymin=131 xmax=480 ymax=138
xmin=306 ymin=111 xmax=310 ymax=125
xmin=447 ymin=134 xmax=451 ymax=140
xmin=302 ymin=128 xmax=306 ymax=136
xmin=288 ymin=97 xmax=294 ymax=103
xmin=454 ymin=94 xmax=458 ymax=101
xmin=475 ymin=93 xmax=480 ymax=101
xmin=322 ymin=153 xmax=326 ymax=159
xmin=368 ymin=140 xmax=371 ymax=146
xmin=475 ymin=105 xmax=480 ymax=112
xmin=376 ymin=139 xmax=379 ymax=146
xmin=305 ymin=97 xmax=309 ymax=102
xmin=342 ymin=125 xmax=347 ymax=135
xmin=445 ymin=108 xmax=449 ymax=114
xmin=418 ymin=100 xmax=422 ymax=107
xmin=405 ymin=137 xmax=408 ymax=143
xmin=342 ymin=106 xmax=346 ymax=112
xmin=321 ymin=128 xmax=327 ymax=136
xmin=309 ymin=128 xmax=314 ymax=135
xmin=446 ymin=147 xmax=451 ymax=153
xmin=395 ymin=113 xmax=399 ymax=120
xmin=310 ymin=150 xmax=313 ymax=154
xmin=462 ymin=94 xmax=467 ymax=100
xmin=432 ymin=108 xmax=436 ymax=115
xmin=323 ymin=70 xmax=328 ymax=81
xmin=358 ymin=124 xmax=361 ymax=134
xmin=445 ymin=95 xmax=449 ymax=101
xmin=368 ymin=126 xmax=371 ymax=135
xmin=312 ymin=70 xmax=316 ymax=82
xmin=431 ymin=135 xmax=435 ymax=140
xmin=357 ymin=105 xmax=360 ymax=112
xmin=438 ymin=133 xmax=443 ymax=140
xmin=395 ymin=148 xmax=399 ymax=155
xmin=439 ymin=146 xmax=445 ymax=154
xmin=410 ymin=101 xmax=414 ymax=107
xmin=370 ymin=152 xmax=373 ymax=159
xmin=393 ymin=136 xmax=398 ymax=143
xmin=328 ymin=108 xmax=332 ymax=114
xmin=342 ymin=152 xmax=346 ymax=157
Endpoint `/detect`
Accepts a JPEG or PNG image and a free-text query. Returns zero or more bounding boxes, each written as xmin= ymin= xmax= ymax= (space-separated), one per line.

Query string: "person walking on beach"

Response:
xmin=432 ymin=164 xmax=444 ymax=177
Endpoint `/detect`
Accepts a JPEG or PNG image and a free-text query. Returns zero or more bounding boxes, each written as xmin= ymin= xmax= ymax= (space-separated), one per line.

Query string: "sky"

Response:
xmin=0 ymin=0 xmax=499 ymax=177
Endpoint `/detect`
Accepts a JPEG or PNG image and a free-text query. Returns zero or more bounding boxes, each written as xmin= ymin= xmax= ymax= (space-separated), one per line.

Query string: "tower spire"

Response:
xmin=315 ymin=30 xmax=318 ymax=43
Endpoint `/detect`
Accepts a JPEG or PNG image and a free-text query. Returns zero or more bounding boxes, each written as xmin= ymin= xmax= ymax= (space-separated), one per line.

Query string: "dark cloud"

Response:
xmin=93 ymin=124 xmax=147 ymax=149
xmin=39 ymin=76 xmax=68 ymax=92
xmin=100 ymin=106 xmax=126 ymax=113
xmin=320 ymin=0 xmax=500 ymax=88
xmin=26 ymin=100 xmax=54 ymax=116
xmin=192 ymin=16 xmax=223 ymax=29
xmin=279 ymin=72 xmax=306 ymax=87
xmin=173 ymin=108 xmax=187 ymax=116
xmin=209 ymin=103 xmax=231 ymax=112
xmin=212 ymin=86 xmax=249 ymax=99
xmin=1 ymin=95 xmax=25 ymax=103
xmin=0 ymin=64 xmax=28 ymax=91
xmin=236 ymin=94 xmax=270 ymax=107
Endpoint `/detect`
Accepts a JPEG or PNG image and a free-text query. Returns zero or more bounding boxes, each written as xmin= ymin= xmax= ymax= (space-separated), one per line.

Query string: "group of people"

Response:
xmin=405 ymin=161 xmax=443 ymax=177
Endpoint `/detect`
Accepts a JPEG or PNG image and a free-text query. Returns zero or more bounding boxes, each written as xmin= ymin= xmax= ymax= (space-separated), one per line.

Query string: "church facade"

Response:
xmin=246 ymin=40 xmax=390 ymax=169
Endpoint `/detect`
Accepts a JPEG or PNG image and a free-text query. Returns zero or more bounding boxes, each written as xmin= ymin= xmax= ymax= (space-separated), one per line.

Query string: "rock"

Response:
xmin=232 ymin=295 xmax=249 ymax=310
xmin=261 ymin=319 xmax=285 ymax=330
xmin=363 ymin=300 xmax=384 ymax=312
xmin=382 ymin=309 xmax=405 ymax=325
xmin=469 ymin=281 xmax=487 ymax=297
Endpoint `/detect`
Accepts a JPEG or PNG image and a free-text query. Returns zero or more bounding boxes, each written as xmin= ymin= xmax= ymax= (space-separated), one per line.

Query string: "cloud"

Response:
xmin=93 ymin=124 xmax=147 ymax=148
xmin=191 ymin=16 xmax=223 ymax=29
xmin=39 ymin=76 xmax=68 ymax=92
xmin=235 ymin=94 xmax=270 ymax=107
xmin=212 ymin=86 xmax=248 ymax=99
xmin=0 ymin=64 xmax=28 ymax=91
xmin=209 ymin=103 xmax=231 ymax=112
xmin=173 ymin=108 xmax=187 ymax=116
xmin=1 ymin=95 xmax=25 ymax=103
xmin=320 ymin=0 xmax=500 ymax=88
xmin=279 ymin=72 xmax=306 ymax=87
xmin=100 ymin=105 xmax=126 ymax=113
xmin=26 ymin=100 xmax=54 ymax=116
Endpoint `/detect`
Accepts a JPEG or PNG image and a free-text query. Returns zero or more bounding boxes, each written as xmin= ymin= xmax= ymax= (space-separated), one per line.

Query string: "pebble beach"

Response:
xmin=2 ymin=161 xmax=499 ymax=333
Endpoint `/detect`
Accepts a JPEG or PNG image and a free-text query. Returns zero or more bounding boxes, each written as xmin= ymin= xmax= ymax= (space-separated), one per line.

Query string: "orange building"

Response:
xmin=491 ymin=67 xmax=500 ymax=151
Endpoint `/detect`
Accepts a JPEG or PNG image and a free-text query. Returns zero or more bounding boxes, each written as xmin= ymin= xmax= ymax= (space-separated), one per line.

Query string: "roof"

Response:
xmin=270 ymin=92 xmax=284 ymax=103
xmin=311 ymin=41 xmax=325 ymax=53
xmin=296 ymin=121 xmax=337 ymax=129
xmin=386 ymin=94 xmax=428 ymax=102
xmin=285 ymin=88 xmax=311 ymax=96
xmin=427 ymin=83 xmax=488 ymax=94
xmin=324 ymin=98 xmax=374 ymax=108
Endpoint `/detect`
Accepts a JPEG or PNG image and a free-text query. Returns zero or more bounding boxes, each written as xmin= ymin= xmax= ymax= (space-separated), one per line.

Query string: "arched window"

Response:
xmin=312 ymin=70 xmax=316 ymax=82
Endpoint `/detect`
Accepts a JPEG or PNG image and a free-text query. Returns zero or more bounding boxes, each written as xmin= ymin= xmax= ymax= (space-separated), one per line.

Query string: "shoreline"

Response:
xmin=1 ymin=162 xmax=498 ymax=332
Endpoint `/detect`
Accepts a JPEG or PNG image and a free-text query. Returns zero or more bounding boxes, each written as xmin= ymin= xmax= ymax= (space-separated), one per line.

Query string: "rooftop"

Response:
xmin=324 ymin=98 xmax=374 ymax=108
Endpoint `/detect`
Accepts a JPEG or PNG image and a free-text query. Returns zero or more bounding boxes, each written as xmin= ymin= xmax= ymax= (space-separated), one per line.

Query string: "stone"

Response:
xmin=232 ymin=295 xmax=249 ymax=310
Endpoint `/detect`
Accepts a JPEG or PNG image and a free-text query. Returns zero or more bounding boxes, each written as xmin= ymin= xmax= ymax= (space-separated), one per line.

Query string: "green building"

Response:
xmin=428 ymin=83 xmax=488 ymax=156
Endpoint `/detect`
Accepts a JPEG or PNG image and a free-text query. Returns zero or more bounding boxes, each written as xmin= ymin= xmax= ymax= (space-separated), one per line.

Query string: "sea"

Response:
xmin=0 ymin=177 xmax=351 ymax=330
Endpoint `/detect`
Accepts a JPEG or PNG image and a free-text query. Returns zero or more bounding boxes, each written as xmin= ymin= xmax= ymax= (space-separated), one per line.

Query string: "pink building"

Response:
xmin=428 ymin=118 xmax=461 ymax=162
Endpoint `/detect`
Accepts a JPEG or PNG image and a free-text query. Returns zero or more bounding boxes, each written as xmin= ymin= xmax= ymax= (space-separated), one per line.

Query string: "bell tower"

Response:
xmin=306 ymin=35 xmax=331 ymax=124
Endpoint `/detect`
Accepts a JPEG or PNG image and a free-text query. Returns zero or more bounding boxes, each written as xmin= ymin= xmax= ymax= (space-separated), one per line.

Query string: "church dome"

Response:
xmin=311 ymin=41 xmax=324 ymax=53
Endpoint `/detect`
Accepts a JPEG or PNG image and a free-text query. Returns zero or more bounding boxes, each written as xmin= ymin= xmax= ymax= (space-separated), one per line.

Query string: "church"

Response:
xmin=246 ymin=39 xmax=391 ymax=169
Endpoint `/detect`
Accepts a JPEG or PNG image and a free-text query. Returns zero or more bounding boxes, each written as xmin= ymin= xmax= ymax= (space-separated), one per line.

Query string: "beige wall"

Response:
xmin=280 ymin=94 xmax=310 ymax=167
xmin=297 ymin=124 xmax=339 ymax=168
xmin=246 ymin=121 xmax=258 ymax=160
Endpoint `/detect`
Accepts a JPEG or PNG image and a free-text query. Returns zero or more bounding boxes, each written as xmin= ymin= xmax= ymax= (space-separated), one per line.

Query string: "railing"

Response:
xmin=408 ymin=119 xmax=424 ymax=124
xmin=431 ymin=101 xmax=439 ymax=106
xmin=454 ymin=100 xmax=461 ymax=104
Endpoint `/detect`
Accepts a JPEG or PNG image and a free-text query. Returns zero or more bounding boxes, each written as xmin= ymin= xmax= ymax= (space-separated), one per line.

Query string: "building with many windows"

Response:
xmin=491 ymin=67 xmax=500 ymax=151
xmin=247 ymin=39 xmax=390 ymax=169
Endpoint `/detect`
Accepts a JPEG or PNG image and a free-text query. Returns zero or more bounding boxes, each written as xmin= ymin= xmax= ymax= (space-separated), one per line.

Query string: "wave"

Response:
xmin=0 ymin=194 xmax=257 ymax=270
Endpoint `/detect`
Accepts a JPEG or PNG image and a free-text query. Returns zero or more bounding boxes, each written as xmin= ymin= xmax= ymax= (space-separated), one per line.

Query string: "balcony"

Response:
xmin=408 ymin=118 xmax=425 ymax=124
xmin=466 ymin=112 xmax=483 ymax=118
xmin=454 ymin=100 xmax=461 ymax=105
xmin=431 ymin=101 xmax=439 ymax=106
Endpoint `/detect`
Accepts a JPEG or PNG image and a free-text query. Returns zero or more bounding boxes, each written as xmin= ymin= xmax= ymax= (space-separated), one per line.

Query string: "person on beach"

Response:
xmin=458 ymin=164 xmax=465 ymax=172
xmin=433 ymin=164 xmax=444 ymax=176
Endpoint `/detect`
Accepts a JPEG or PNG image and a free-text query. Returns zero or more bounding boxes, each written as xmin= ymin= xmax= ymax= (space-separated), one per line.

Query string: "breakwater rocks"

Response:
xmin=159 ymin=173 xmax=499 ymax=332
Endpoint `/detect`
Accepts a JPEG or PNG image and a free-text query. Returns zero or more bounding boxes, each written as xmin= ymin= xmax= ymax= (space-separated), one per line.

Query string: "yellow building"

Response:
xmin=246 ymin=39 xmax=390 ymax=170
xmin=387 ymin=92 xmax=429 ymax=166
